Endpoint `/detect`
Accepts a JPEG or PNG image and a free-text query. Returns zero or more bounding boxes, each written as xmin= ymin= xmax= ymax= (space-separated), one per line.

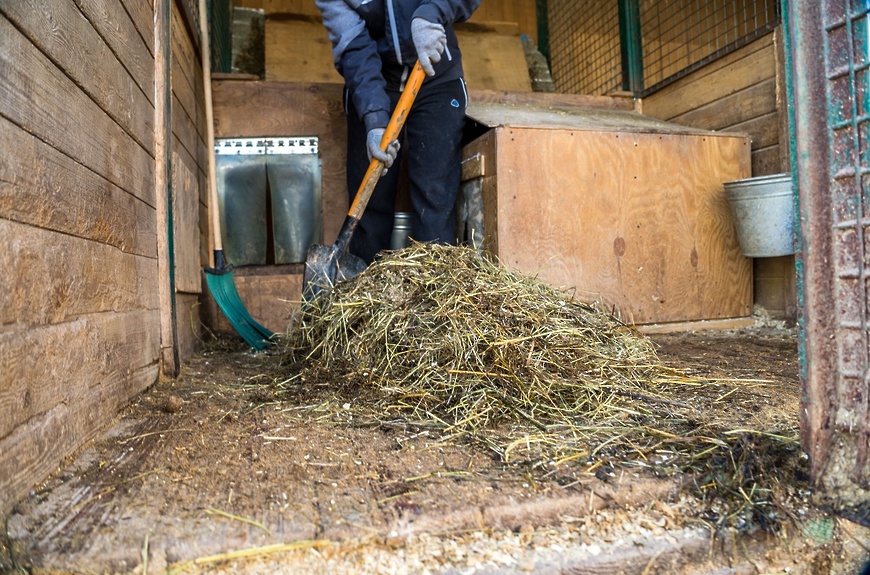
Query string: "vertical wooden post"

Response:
xmin=155 ymin=0 xmax=180 ymax=377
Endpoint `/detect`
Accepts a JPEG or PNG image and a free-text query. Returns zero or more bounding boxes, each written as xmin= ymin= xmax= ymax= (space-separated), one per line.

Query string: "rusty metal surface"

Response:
xmin=790 ymin=0 xmax=870 ymax=522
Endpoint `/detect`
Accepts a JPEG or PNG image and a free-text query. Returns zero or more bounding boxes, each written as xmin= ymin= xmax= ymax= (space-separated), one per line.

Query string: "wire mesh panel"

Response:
xmin=209 ymin=0 xmax=234 ymax=73
xmin=548 ymin=0 xmax=623 ymax=95
xmin=639 ymin=0 xmax=779 ymax=93
xmin=546 ymin=0 xmax=780 ymax=96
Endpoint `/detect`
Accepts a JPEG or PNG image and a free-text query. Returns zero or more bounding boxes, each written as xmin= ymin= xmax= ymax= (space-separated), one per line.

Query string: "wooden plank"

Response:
xmin=466 ymin=101 xmax=721 ymax=135
xmin=750 ymin=144 xmax=783 ymax=177
xmin=0 ymin=308 xmax=159 ymax=445
xmin=0 ymin=219 xmax=159 ymax=332
xmin=173 ymin=151 xmax=203 ymax=294
xmin=469 ymin=89 xmax=635 ymax=111
xmin=637 ymin=317 xmax=756 ymax=334
xmin=211 ymin=80 xmax=347 ymax=243
xmin=463 ymin=128 xmax=498 ymax=191
xmin=171 ymin=0 xmax=204 ymax=143
xmin=77 ymin=0 xmax=155 ymax=91
xmin=171 ymin=92 xmax=200 ymax=160
xmin=171 ymin=42 xmax=201 ymax=152
xmin=0 ymin=15 xmax=155 ymax=207
xmin=469 ymin=0 xmax=537 ymax=44
xmin=729 ymin=110 xmax=780 ymax=150
xmin=461 ymin=130 xmax=499 ymax=253
xmin=774 ymin=25 xmax=791 ymax=174
xmin=175 ymin=293 xmax=203 ymax=360
xmin=461 ymin=153 xmax=486 ymax=181
xmin=265 ymin=13 xmax=343 ymax=83
xmin=670 ymin=78 xmax=778 ymax=132
xmin=642 ymin=33 xmax=773 ymax=107
xmin=488 ymin=128 xmax=752 ymax=324
xmin=157 ymin=0 xmax=179 ymax=377
xmin=204 ymin=271 xmax=303 ymax=334
xmin=110 ymin=0 xmax=155 ymax=59
xmin=0 ymin=116 xmax=156 ymax=257
xmin=172 ymin=91 xmax=202 ymax=164
xmin=1 ymin=0 xmax=154 ymax=153
xmin=754 ymin=255 xmax=796 ymax=315
xmin=0 ymin=314 xmax=159 ymax=516
xmin=264 ymin=0 xmax=319 ymax=16
xmin=455 ymin=21 xmax=532 ymax=92
xmin=642 ymin=41 xmax=776 ymax=121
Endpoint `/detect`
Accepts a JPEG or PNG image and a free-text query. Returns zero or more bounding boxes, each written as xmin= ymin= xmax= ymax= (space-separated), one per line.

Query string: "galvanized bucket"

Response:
xmin=724 ymin=173 xmax=795 ymax=258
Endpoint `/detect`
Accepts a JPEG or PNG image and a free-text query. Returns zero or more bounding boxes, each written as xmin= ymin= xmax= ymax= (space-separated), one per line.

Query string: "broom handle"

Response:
xmin=199 ymin=0 xmax=222 ymax=260
xmin=347 ymin=62 xmax=426 ymax=220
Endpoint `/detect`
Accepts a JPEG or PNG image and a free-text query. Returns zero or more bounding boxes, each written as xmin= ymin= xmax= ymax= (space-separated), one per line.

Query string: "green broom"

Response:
xmin=200 ymin=0 xmax=273 ymax=350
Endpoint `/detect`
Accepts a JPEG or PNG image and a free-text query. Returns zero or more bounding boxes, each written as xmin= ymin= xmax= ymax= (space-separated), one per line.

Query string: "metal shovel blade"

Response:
xmin=302 ymin=243 xmax=366 ymax=302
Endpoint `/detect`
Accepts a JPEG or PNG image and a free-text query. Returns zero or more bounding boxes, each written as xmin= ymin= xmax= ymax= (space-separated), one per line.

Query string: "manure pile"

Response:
xmin=282 ymin=243 xmax=802 ymax=531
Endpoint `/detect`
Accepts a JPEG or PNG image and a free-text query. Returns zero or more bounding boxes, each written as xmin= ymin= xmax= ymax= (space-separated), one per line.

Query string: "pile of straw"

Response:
xmin=282 ymin=243 xmax=801 ymax=532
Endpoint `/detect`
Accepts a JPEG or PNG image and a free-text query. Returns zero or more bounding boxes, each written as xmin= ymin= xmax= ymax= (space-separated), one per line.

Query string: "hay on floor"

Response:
xmin=280 ymin=242 xmax=802 ymax=533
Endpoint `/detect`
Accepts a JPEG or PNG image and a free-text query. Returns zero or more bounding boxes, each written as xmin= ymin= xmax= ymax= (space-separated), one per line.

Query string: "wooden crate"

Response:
xmin=462 ymin=99 xmax=752 ymax=325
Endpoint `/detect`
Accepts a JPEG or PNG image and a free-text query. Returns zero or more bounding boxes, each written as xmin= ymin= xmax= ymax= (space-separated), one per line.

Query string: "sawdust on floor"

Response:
xmin=2 ymin=324 xmax=869 ymax=574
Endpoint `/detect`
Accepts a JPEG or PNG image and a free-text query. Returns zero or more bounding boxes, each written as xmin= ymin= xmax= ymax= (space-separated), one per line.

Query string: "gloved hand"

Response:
xmin=366 ymin=128 xmax=400 ymax=173
xmin=412 ymin=17 xmax=446 ymax=76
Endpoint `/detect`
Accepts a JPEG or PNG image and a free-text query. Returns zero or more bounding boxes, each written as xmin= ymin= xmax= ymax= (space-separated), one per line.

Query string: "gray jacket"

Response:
xmin=315 ymin=0 xmax=480 ymax=131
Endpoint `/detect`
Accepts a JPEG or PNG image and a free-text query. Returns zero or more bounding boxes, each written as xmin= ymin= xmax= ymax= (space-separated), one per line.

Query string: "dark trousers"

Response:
xmin=345 ymin=78 xmax=467 ymax=264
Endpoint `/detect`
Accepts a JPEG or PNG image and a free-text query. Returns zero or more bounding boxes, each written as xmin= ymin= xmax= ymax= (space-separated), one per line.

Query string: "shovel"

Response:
xmin=302 ymin=62 xmax=427 ymax=302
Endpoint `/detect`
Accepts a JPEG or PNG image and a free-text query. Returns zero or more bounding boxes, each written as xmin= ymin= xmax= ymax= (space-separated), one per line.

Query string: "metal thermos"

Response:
xmin=391 ymin=212 xmax=414 ymax=250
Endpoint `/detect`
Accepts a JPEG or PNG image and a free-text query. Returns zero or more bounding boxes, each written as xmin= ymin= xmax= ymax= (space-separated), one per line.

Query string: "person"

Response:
xmin=316 ymin=0 xmax=481 ymax=265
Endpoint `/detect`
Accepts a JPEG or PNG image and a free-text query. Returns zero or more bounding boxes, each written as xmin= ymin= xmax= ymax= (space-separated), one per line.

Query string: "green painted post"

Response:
xmin=780 ymin=0 xmax=805 ymax=382
xmin=618 ymin=0 xmax=643 ymax=95
xmin=536 ymin=0 xmax=550 ymax=66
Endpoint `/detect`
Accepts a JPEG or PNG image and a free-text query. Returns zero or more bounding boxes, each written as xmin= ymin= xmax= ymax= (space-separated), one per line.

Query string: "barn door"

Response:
xmin=787 ymin=0 xmax=870 ymax=525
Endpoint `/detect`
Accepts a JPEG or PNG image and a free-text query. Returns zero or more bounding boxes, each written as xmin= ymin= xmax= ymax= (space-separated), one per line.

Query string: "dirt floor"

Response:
xmin=2 ymin=318 xmax=869 ymax=575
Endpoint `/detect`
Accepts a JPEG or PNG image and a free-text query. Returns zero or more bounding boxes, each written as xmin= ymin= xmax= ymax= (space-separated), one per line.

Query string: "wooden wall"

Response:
xmin=641 ymin=29 xmax=795 ymax=321
xmin=257 ymin=0 xmax=534 ymax=91
xmin=642 ymin=32 xmax=786 ymax=178
xmin=0 ymin=0 xmax=206 ymax=516
xmin=235 ymin=0 xmax=538 ymax=42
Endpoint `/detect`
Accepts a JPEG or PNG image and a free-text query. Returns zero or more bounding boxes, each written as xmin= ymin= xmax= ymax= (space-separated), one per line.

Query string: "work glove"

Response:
xmin=412 ymin=17 xmax=447 ymax=76
xmin=366 ymin=128 xmax=400 ymax=174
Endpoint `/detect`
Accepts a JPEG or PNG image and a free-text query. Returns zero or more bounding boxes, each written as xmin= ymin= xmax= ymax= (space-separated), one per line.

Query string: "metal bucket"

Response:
xmin=724 ymin=173 xmax=795 ymax=258
xmin=391 ymin=212 xmax=414 ymax=250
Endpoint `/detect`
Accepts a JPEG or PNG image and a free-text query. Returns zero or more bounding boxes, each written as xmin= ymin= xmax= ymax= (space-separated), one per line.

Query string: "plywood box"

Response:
xmin=461 ymin=101 xmax=752 ymax=325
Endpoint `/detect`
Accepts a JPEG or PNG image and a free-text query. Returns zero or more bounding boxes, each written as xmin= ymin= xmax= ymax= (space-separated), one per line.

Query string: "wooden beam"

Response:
xmin=670 ymin=78 xmax=778 ymax=132
xmin=157 ymin=0 xmax=179 ymax=376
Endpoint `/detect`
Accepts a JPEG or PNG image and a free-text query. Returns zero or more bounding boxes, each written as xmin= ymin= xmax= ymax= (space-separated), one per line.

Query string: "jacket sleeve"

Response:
xmin=315 ymin=0 xmax=391 ymax=131
xmin=412 ymin=0 xmax=482 ymax=25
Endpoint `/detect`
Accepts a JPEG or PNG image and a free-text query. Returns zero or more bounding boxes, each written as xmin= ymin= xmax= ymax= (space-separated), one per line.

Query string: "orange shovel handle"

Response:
xmin=348 ymin=62 xmax=427 ymax=218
